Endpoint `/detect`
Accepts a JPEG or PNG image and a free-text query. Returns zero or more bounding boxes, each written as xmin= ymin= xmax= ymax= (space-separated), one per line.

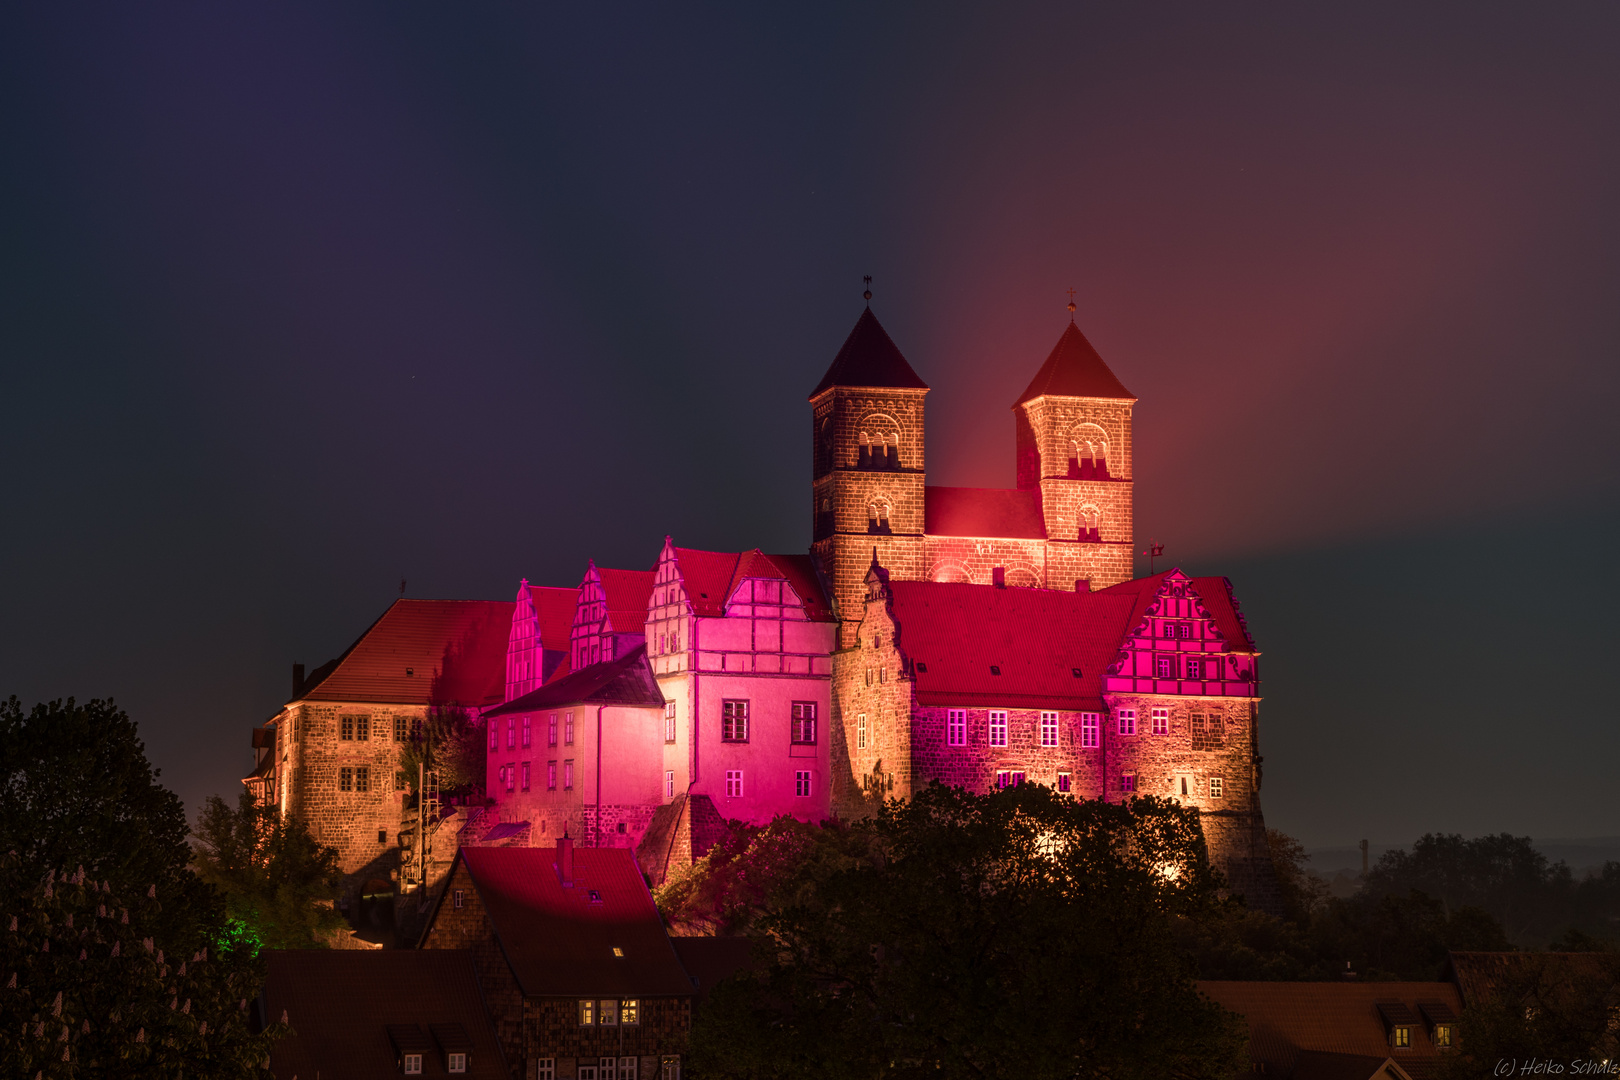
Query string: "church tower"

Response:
xmin=809 ymin=304 xmax=929 ymax=648
xmin=1013 ymin=313 xmax=1137 ymax=590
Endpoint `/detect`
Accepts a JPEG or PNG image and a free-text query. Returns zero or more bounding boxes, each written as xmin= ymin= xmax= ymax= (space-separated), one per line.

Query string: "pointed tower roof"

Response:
xmin=1014 ymin=322 xmax=1135 ymax=406
xmin=809 ymin=308 xmax=929 ymax=399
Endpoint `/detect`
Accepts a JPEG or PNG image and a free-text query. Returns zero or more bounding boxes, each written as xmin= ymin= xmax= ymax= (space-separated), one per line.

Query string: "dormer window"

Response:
xmin=448 ymin=1053 xmax=467 ymax=1073
xmin=404 ymin=1053 xmax=423 ymax=1074
xmin=588 ymin=889 xmax=603 ymax=904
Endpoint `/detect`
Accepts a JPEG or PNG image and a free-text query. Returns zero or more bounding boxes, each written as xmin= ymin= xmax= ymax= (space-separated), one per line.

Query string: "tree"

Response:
xmin=399 ymin=705 xmax=485 ymax=797
xmin=0 ymin=854 xmax=284 ymax=1079
xmin=0 ymin=697 xmax=220 ymax=953
xmin=689 ymin=783 xmax=1248 ymax=1080
xmin=1267 ymin=828 xmax=1328 ymax=925
xmin=191 ymin=790 xmax=346 ymax=951
xmin=1440 ymin=952 xmax=1620 ymax=1078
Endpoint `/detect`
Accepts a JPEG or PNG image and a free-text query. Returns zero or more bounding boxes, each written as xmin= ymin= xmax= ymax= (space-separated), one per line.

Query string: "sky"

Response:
xmin=2 ymin=3 xmax=1617 ymax=850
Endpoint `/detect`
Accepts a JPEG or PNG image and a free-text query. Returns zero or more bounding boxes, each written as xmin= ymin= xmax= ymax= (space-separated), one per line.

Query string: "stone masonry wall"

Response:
xmin=420 ymin=859 xmax=528 ymax=1078
xmin=523 ymin=997 xmax=688 ymax=1080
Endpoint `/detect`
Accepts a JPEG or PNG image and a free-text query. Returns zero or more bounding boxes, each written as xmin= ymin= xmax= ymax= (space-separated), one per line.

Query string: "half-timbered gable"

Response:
xmin=570 ymin=563 xmax=655 ymax=673
xmin=507 ymin=582 xmax=580 ymax=701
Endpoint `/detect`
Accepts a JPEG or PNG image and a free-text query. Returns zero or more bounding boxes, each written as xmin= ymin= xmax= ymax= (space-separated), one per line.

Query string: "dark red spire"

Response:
xmin=809 ymin=308 xmax=929 ymax=400
xmin=1013 ymin=322 xmax=1135 ymax=406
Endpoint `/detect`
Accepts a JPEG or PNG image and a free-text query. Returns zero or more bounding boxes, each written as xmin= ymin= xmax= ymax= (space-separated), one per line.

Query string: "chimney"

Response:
xmin=1360 ymin=838 xmax=1369 ymax=876
xmin=292 ymin=663 xmax=305 ymax=699
xmin=557 ymin=833 xmax=574 ymax=888
xmin=992 ymin=566 xmax=1006 ymax=589
xmin=1075 ymin=578 xmax=1090 ymax=593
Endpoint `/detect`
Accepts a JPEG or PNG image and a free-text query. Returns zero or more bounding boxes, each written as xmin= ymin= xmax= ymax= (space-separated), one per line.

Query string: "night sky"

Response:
xmin=3 ymin=4 xmax=1617 ymax=849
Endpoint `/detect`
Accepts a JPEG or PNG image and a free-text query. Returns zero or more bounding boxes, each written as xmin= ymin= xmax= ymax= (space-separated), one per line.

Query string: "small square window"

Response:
xmin=1209 ymin=777 xmax=1224 ymax=798
xmin=795 ymin=770 xmax=811 ymax=797
xmin=989 ymin=664 xmax=1001 ymax=676
xmin=588 ymin=889 xmax=603 ymax=903
xmin=1056 ymin=772 xmax=1071 ymax=794
xmin=915 ymin=661 xmax=928 ymax=673
xmin=1070 ymin=666 xmax=1082 ymax=678
xmin=600 ymin=999 xmax=619 ymax=1026
xmin=1121 ymin=773 xmax=1137 ymax=793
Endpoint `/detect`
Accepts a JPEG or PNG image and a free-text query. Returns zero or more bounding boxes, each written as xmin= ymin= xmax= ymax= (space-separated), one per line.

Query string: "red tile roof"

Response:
xmin=1096 ymin=570 xmax=1258 ymax=652
xmin=808 ymin=307 xmax=929 ymax=399
xmin=762 ymin=552 xmax=835 ymax=621
xmin=1198 ymin=981 xmax=1460 ymax=1080
xmin=263 ymin=949 xmax=506 ymax=1079
xmin=484 ymin=645 xmax=666 ymax=718
xmin=527 ymin=585 xmax=581 ymax=652
xmin=1446 ymin=951 xmax=1620 ymax=1008
xmin=454 ymin=845 xmax=695 ymax=998
xmin=672 ymin=547 xmax=738 ymax=616
xmin=296 ymin=599 xmax=513 ymax=707
xmin=924 ymin=486 xmax=1047 ymax=540
xmin=888 ymin=581 xmax=1139 ymax=710
xmin=1013 ymin=321 xmax=1135 ymax=405
xmin=597 ymin=567 xmax=654 ymax=637
xmin=672 ymin=547 xmax=834 ymax=621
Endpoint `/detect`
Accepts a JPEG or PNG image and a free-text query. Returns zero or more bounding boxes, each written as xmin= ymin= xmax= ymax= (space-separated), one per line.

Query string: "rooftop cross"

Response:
xmin=1066 ymin=287 xmax=1077 ymax=320
xmin=863 ymin=275 xmax=873 ymax=305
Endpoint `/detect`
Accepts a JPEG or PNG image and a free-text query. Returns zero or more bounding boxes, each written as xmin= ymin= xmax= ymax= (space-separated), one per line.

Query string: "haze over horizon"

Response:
xmin=2 ymin=3 xmax=1617 ymax=850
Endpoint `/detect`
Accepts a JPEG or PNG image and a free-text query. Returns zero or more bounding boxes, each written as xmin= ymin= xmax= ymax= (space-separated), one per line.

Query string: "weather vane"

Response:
xmin=863 ymin=275 xmax=873 ymax=304
xmin=1066 ymin=287 xmax=1077 ymax=320
xmin=1141 ymin=540 xmax=1164 ymax=574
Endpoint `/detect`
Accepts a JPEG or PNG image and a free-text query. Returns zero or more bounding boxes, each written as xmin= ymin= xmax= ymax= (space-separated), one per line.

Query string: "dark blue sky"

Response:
xmin=2 ymin=3 xmax=1617 ymax=848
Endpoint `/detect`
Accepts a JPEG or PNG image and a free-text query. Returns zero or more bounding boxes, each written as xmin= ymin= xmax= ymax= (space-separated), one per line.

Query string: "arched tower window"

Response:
xmin=855 ymin=415 xmax=903 ymax=471
xmin=1067 ymin=423 xmax=1112 ymax=480
xmin=867 ymin=499 xmax=893 ymax=535
xmin=1079 ymin=504 xmax=1102 ymax=543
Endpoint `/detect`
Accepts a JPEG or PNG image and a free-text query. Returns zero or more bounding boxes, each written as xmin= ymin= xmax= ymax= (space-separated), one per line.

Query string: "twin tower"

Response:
xmin=809 ymin=304 xmax=1139 ymax=646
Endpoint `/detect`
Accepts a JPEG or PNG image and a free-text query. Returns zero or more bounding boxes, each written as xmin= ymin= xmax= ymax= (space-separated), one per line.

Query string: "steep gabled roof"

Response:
xmin=888 ymin=581 xmax=1139 ymax=710
xmin=527 ymin=585 xmax=581 ymax=652
xmin=597 ymin=568 xmax=655 ymax=637
xmin=809 ymin=307 xmax=928 ymax=399
xmin=671 ymin=547 xmax=834 ymax=621
xmin=762 ymin=552 xmax=835 ymax=621
xmin=454 ymin=846 xmax=694 ymax=998
xmin=263 ymin=950 xmax=506 ymax=1079
xmin=295 ymin=599 xmax=513 ymax=707
xmin=1095 ymin=570 xmax=1258 ymax=652
xmin=924 ymin=486 xmax=1047 ymax=540
xmin=1014 ymin=321 xmax=1135 ymax=406
xmin=484 ymin=645 xmax=664 ymax=718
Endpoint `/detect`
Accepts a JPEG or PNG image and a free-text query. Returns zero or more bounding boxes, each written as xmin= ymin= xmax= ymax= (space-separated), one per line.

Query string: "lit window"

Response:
xmin=988 ymin=710 xmax=1008 ymax=747
xmin=1434 ymin=1024 xmax=1451 ymax=1048
xmin=1057 ymin=772 xmax=1071 ymax=793
xmin=548 ymin=761 xmax=557 ymax=791
xmin=521 ymin=761 xmax=531 ymax=792
xmin=1152 ymin=708 xmax=1169 ymax=736
xmin=665 ymin=770 xmax=675 ymax=799
xmin=1117 ymin=709 xmax=1136 ymax=736
xmin=339 ymin=767 xmax=353 ymax=792
xmin=355 ymin=766 xmax=370 ymax=793
xmin=579 ymin=999 xmax=595 ymax=1025
xmin=661 ymin=1056 xmax=681 ymax=1080
xmin=1121 ymin=773 xmax=1136 ymax=793
xmin=795 ymin=770 xmax=811 ymax=797
xmin=621 ymin=1000 xmax=640 ymax=1025
xmin=601 ymin=1000 xmax=619 ymax=1026
xmin=791 ymin=702 xmax=816 ymax=744
xmin=549 ymin=714 xmax=558 ymax=747
xmin=1155 ymin=655 xmax=1175 ymax=679
xmin=1210 ymin=776 xmax=1223 ymax=798
xmin=857 ymin=713 xmax=867 ymax=749
xmin=537 ymin=1060 xmax=555 ymax=1080
xmin=664 ymin=701 xmax=677 ymax=743
xmin=1392 ymin=1026 xmax=1410 ymax=1048
xmin=522 ymin=716 xmax=532 ymax=747
xmin=564 ymin=760 xmax=573 ymax=790
xmin=404 ymin=1053 xmax=423 ymax=1074
xmin=506 ymin=717 xmax=516 ymax=750
xmin=725 ymin=770 xmax=743 ymax=798
xmin=448 ymin=1052 xmax=466 ymax=1073
xmin=946 ymin=709 xmax=967 ymax=747
xmin=1040 ymin=712 xmax=1059 ymax=748
xmin=1080 ymin=712 xmax=1099 ymax=748
xmin=721 ymin=700 xmax=749 ymax=742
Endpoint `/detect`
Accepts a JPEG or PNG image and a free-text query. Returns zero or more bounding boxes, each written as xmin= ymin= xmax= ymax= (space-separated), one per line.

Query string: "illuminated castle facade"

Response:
xmin=246 ymin=301 xmax=1279 ymax=914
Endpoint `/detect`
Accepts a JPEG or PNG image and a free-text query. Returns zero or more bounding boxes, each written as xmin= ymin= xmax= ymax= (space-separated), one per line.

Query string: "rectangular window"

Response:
xmin=661 ymin=1057 xmax=681 ymax=1080
xmin=600 ymin=1000 xmax=619 ymax=1026
xmin=537 ymin=1060 xmax=555 ymax=1080
xmin=579 ymin=999 xmax=596 ymax=1026
xmin=664 ymin=700 xmax=677 ymax=743
xmin=501 ymin=765 xmax=513 ymax=793
xmin=453 ymin=889 xmax=464 ymax=909
xmin=1392 ymin=1026 xmax=1410 ymax=1048
xmin=404 ymin=1054 xmax=423 ymax=1075
xmin=355 ymin=715 xmax=370 ymax=741
xmin=1121 ymin=773 xmax=1136 ymax=793
xmin=339 ymin=767 xmax=353 ymax=792
xmin=548 ymin=761 xmax=557 ymax=791
xmin=791 ymin=702 xmax=816 ymax=744
xmin=1209 ymin=776 xmax=1224 ymax=798
xmin=521 ymin=761 xmax=531 ymax=792
xmin=522 ymin=716 xmax=532 ymax=747
xmin=1155 ymin=654 xmax=1175 ymax=679
xmin=1057 ymin=772 xmax=1071 ymax=794
xmin=1178 ymin=623 xmax=1192 ymax=639
xmin=394 ymin=716 xmax=408 ymax=741
xmin=795 ymin=770 xmax=811 ymax=798
xmin=619 ymin=1056 xmax=638 ymax=1080
xmin=995 ymin=770 xmax=1025 ymax=790
xmin=565 ymin=712 xmax=574 ymax=745
xmin=857 ymin=714 xmax=867 ymax=749
xmin=988 ymin=710 xmax=1008 ymax=747
xmin=665 ymin=770 xmax=675 ymax=799
xmin=600 ymin=1059 xmax=617 ymax=1080
xmin=1152 ymin=708 xmax=1169 ymax=736
xmin=1040 ymin=711 xmax=1059 ymax=748
xmin=1081 ymin=712 xmax=1099 ymax=748
xmin=725 ymin=770 xmax=743 ymax=798
xmin=946 ymin=709 xmax=967 ymax=747
xmin=489 ymin=722 xmax=498 ymax=751
xmin=579 ymin=1068 xmax=598 ymax=1080
xmin=1434 ymin=1025 xmax=1451 ymax=1048
xmin=1186 ymin=657 xmax=1203 ymax=680
xmin=721 ymin=700 xmax=749 ymax=742
xmin=622 ymin=999 xmax=639 ymax=1025
xmin=448 ymin=1052 xmax=466 ymax=1073
xmin=549 ymin=714 xmax=558 ymax=747
xmin=341 ymin=716 xmax=355 ymax=741
xmin=506 ymin=716 xmax=516 ymax=750
xmin=564 ymin=760 xmax=574 ymax=790
xmin=355 ymin=766 xmax=370 ymax=793
xmin=1117 ymin=709 xmax=1136 ymax=736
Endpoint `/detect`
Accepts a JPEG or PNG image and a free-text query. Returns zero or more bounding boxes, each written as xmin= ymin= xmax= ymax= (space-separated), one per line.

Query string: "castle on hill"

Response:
xmin=244 ymin=299 xmax=1281 ymax=918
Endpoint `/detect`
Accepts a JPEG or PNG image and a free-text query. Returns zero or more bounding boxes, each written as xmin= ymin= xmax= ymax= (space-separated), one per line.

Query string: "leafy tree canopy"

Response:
xmin=191 ymin=790 xmax=346 ymax=951
xmin=687 ymin=783 xmax=1248 ymax=1080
